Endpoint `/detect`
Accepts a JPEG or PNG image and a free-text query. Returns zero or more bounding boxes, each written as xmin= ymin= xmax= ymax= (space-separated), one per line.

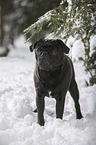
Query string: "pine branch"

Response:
xmin=23 ymin=1 xmax=68 ymax=42
xmin=24 ymin=0 xmax=95 ymax=43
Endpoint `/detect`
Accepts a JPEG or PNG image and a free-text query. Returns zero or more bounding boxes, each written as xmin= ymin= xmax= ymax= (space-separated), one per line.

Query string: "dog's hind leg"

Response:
xmin=69 ymin=78 xmax=83 ymax=119
xmin=33 ymin=108 xmax=37 ymax=113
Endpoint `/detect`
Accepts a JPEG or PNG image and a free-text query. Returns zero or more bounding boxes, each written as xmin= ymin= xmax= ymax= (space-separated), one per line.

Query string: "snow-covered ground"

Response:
xmin=0 ymin=36 xmax=96 ymax=145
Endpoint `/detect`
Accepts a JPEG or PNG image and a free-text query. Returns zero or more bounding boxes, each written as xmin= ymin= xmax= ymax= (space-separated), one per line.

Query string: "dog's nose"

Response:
xmin=50 ymin=66 xmax=56 ymax=71
xmin=41 ymin=52 xmax=49 ymax=64
xmin=51 ymin=49 xmax=57 ymax=56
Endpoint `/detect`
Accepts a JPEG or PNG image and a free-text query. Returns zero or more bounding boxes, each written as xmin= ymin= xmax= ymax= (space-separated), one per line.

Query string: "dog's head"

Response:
xmin=29 ymin=39 xmax=70 ymax=71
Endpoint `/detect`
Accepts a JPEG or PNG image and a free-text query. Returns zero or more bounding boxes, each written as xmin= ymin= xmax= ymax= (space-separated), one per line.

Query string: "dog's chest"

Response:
xmin=47 ymin=74 xmax=59 ymax=87
xmin=39 ymin=69 xmax=62 ymax=89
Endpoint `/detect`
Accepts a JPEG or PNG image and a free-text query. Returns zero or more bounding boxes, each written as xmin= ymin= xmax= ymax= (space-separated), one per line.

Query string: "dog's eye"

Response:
xmin=39 ymin=51 xmax=42 ymax=55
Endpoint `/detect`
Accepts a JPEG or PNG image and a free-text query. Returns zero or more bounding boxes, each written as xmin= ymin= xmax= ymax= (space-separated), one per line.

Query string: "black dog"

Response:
xmin=29 ymin=39 xmax=83 ymax=126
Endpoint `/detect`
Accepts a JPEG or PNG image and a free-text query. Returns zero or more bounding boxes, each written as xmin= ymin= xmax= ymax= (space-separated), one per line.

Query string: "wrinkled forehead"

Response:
xmin=37 ymin=45 xmax=52 ymax=52
xmin=36 ymin=40 xmax=62 ymax=52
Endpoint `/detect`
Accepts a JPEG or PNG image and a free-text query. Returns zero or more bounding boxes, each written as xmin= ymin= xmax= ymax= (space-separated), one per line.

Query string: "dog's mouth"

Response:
xmin=38 ymin=58 xmax=62 ymax=72
xmin=50 ymin=66 xmax=57 ymax=71
xmin=38 ymin=64 xmax=61 ymax=72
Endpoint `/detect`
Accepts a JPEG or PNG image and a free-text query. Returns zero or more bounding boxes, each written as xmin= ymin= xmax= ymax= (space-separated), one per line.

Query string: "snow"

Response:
xmin=71 ymin=40 xmax=84 ymax=61
xmin=0 ymin=35 xmax=96 ymax=145
xmin=90 ymin=35 xmax=96 ymax=55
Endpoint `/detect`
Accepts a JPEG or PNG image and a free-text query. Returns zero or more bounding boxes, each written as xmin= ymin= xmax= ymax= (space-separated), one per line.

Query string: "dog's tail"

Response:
xmin=33 ymin=108 xmax=37 ymax=113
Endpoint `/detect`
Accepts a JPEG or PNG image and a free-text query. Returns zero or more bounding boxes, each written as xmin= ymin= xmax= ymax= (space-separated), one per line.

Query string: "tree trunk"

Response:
xmin=0 ymin=4 xmax=9 ymax=57
xmin=0 ymin=5 xmax=4 ymax=47
xmin=0 ymin=6 xmax=1 ymax=46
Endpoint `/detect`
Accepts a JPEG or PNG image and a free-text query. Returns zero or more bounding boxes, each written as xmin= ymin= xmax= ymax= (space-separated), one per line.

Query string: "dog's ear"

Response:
xmin=56 ymin=39 xmax=70 ymax=54
xmin=29 ymin=42 xmax=37 ymax=52
xmin=29 ymin=45 xmax=34 ymax=52
xmin=29 ymin=39 xmax=44 ymax=52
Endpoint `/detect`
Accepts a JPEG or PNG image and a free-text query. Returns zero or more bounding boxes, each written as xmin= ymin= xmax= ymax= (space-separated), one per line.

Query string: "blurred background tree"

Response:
xmin=0 ymin=0 xmax=13 ymax=56
xmin=0 ymin=0 xmax=60 ymax=50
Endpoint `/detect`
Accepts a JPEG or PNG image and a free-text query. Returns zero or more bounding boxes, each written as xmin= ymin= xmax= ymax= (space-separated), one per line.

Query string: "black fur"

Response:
xmin=30 ymin=39 xmax=83 ymax=126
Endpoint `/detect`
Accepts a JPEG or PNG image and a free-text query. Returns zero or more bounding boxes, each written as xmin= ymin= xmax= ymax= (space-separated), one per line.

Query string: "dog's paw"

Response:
xmin=76 ymin=114 xmax=83 ymax=119
xmin=38 ymin=120 xmax=45 ymax=126
xmin=33 ymin=108 xmax=37 ymax=113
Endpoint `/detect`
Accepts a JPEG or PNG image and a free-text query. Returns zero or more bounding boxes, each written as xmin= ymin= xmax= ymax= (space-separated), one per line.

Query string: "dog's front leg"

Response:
xmin=56 ymin=92 xmax=66 ymax=119
xmin=36 ymin=94 xmax=45 ymax=126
